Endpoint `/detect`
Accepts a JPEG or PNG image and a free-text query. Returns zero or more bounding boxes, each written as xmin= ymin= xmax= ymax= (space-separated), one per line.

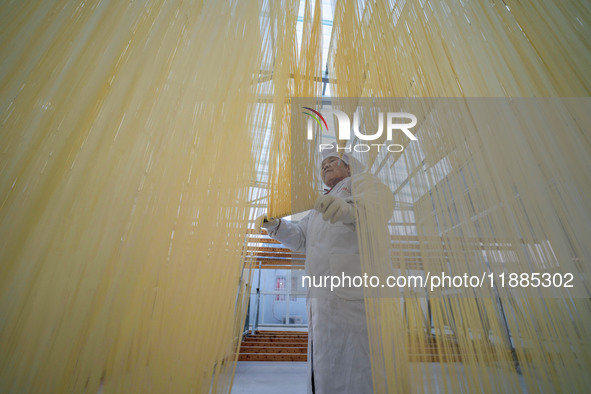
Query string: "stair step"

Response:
xmin=241 ymin=341 xmax=308 ymax=348
xmin=239 ymin=353 xmax=308 ymax=362
xmin=242 ymin=337 xmax=308 ymax=344
xmin=240 ymin=346 xmax=307 ymax=354
xmin=248 ymin=330 xmax=308 ymax=334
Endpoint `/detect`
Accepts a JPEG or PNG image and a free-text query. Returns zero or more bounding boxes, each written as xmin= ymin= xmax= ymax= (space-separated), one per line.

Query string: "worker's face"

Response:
xmin=321 ymin=156 xmax=351 ymax=188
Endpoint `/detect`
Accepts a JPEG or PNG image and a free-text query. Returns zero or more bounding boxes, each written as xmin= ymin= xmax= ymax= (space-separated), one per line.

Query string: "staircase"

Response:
xmin=239 ymin=331 xmax=308 ymax=361
xmin=239 ymin=331 xmax=509 ymax=363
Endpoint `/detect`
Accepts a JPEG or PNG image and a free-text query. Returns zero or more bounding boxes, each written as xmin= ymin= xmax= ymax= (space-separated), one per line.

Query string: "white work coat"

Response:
xmin=269 ymin=173 xmax=394 ymax=394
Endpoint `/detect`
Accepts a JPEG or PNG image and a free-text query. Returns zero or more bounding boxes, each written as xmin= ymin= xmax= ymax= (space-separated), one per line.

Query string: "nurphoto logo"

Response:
xmin=303 ymin=107 xmax=418 ymax=153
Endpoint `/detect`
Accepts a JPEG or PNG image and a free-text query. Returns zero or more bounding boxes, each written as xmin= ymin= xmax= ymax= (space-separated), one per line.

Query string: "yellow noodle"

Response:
xmin=0 ymin=0 xmax=589 ymax=393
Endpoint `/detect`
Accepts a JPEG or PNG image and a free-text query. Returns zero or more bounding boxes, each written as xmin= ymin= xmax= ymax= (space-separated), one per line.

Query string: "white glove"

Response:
xmin=314 ymin=195 xmax=355 ymax=224
xmin=256 ymin=215 xmax=280 ymax=230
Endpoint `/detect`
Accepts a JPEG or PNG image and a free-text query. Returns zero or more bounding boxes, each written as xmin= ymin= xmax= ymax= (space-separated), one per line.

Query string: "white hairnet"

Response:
xmin=320 ymin=146 xmax=366 ymax=174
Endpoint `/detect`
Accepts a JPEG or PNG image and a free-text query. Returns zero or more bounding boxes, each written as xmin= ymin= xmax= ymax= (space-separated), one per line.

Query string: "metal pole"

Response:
xmin=253 ymin=260 xmax=262 ymax=332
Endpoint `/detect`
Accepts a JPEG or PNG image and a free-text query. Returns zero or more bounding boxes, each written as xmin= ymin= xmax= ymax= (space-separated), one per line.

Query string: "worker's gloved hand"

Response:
xmin=256 ymin=215 xmax=280 ymax=230
xmin=314 ymin=195 xmax=355 ymax=224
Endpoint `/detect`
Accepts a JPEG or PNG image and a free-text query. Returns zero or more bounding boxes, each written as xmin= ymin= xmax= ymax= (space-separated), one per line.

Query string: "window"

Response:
xmin=275 ymin=275 xmax=286 ymax=301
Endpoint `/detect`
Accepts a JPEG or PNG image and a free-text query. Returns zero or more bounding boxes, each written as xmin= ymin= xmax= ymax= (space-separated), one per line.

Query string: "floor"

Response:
xmin=231 ymin=361 xmax=529 ymax=393
xmin=231 ymin=362 xmax=307 ymax=394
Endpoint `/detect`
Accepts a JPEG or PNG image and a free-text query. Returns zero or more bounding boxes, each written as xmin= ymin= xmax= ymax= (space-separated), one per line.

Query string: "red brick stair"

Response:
xmin=238 ymin=331 xmax=507 ymax=363
xmin=239 ymin=331 xmax=308 ymax=361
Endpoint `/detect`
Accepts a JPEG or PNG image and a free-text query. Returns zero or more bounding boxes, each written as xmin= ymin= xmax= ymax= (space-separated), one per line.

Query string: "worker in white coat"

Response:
xmin=260 ymin=148 xmax=394 ymax=393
